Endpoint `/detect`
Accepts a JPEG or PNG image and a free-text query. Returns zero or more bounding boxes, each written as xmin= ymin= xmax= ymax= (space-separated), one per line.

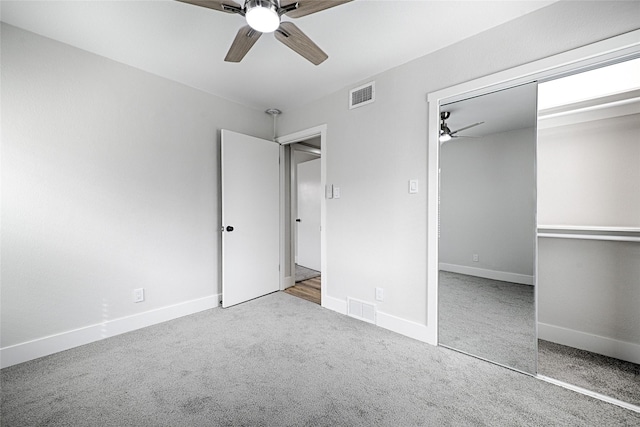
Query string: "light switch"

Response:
xmin=409 ymin=179 xmax=419 ymax=194
xmin=325 ymin=184 xmax=333 ymax=199
xmin=333 ymin=187 xmax=341 ymax=199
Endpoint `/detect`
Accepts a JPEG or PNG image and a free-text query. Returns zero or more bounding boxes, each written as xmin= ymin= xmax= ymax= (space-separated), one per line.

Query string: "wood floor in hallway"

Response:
xmin=285 ymin=276 xmax=321 ymax=305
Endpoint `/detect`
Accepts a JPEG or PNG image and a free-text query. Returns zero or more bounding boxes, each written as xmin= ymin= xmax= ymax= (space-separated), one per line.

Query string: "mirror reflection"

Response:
xmin=438 ymin=83 xmax=538 ymax=374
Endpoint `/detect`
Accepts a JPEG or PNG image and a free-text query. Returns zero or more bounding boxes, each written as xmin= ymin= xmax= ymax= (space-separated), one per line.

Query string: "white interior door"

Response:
xmin=296 ymin=158 xmax=321 ymax=271
xmin=221 ymin=129 xmax=280 ymax=308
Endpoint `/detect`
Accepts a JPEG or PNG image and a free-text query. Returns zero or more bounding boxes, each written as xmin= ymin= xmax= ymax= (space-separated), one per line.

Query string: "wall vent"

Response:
xmin=349 ymin=81 xmax=375 ymax=109
xmin=347 ymin=297 xmax=377 ymax=324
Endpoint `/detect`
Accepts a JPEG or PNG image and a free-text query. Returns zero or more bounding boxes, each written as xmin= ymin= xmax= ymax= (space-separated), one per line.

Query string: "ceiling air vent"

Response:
xmin=349 ymin=81 xmax=375 ymax=109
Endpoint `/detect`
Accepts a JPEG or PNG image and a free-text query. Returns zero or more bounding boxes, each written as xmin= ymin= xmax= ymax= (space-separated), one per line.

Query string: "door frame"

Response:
xmin=277 ymin=125 xmax=327 ymax=306
xmin=426 ymin=29 xmax=640 ymax=346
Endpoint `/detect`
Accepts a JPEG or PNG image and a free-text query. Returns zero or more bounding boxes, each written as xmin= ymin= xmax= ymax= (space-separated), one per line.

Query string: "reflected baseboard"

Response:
xmin=439 ymin=263 xmax=534 ymax=285
xmin=538 ymin=322 xmax=640 ymax=365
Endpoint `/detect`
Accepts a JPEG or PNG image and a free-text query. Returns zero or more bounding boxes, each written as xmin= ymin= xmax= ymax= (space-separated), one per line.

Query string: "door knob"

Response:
xmin=226 ymin=226 xmax=234 ymax=232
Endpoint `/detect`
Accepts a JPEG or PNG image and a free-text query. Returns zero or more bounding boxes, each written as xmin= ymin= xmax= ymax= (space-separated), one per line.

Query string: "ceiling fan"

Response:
xmin=439 ymin=111 xmax=484 ymax=143
xmin=178 ymin=0 xmax=352 ymax=65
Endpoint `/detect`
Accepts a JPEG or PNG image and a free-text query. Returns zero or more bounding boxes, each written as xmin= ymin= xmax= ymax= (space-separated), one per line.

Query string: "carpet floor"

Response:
xmin=439 ymin=271 xmax=537 ymax=374
xmin=538 ymin=339 xmax=640 ymax=407
xmin=2 ymin=292 xmax=639 ymax=426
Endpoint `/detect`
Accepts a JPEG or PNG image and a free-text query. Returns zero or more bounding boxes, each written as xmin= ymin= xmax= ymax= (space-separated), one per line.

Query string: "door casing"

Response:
xmin=277 ymin=125 xmax=328 ymax=307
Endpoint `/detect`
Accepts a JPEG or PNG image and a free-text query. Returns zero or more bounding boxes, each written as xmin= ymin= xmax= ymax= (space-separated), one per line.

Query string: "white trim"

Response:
xmin=538 ymin=225 xmax=640 ymax=233
xmin=427 ymin=30 xmax=640 ymax=350
xmin=276 ymin=125 xmax=328 ymax=307
xmin=439 ymin=263 xmax=534 ymax=285
xmin=537 ymin=375 xmax=640 ymax=414
xmin=433 ymin=30 xmax=640 ymax=106
xmin=537 ymin=233 xmax=640 ymax=243
xmin=277 ymin=125 xmax=326 ymax=146
xmin=538 ymin=322 xmax=640 ymax=365
xmin=0 ymin=295 xmax=219 ymax=368
xmin=322 ymin=294 xmax=347 ymax=315
xmin=376 ymin=310 xmax=435 ymax=345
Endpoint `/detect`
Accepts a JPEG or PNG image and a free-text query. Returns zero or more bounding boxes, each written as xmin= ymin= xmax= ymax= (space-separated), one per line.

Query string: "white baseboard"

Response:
xmin=538 ymin=322 xmax=640 ymax=364
xmin=439 ymin=263 xmax=534 ymax=285
xmin=322 ymin=294 xmax=347 ymax=315
xmin=1 ymin=295 xmax=220 ymax=369
xmin=376 ymin=310 xmax=436 ymax=345
xmin=322 ymin=294 xmax=436 ymax=346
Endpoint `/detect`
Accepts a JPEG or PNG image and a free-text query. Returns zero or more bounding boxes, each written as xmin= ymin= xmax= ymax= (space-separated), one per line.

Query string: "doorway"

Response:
xmin=286 ymin=139 xmax=322 ymax=304
xmin=277 ymin=125 xmax=327 ymax=307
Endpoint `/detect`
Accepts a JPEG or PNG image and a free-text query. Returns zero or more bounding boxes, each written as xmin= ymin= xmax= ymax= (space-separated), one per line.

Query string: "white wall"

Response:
xmin=439 ymin=127 xmax=536 ymax=281
xmin=538 ymin=113 xmax=640 ymax=227
xmin=537 ymin=106 xmax=640 ymax=363
xmin=1 ymin=24 xmax=271 ymax=356
xmin=277 ymin=1 xmax=640 ymax=333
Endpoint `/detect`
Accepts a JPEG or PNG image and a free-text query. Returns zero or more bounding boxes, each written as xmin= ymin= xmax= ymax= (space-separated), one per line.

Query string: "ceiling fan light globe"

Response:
xmin=246 ymin=1 xmax=280 ymax=33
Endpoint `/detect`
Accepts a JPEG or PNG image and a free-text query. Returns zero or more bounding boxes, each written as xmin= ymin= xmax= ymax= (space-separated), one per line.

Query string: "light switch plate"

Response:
xmin=325 ymin=184 xmax=333 ymax=199
xmin=409 ymin=179 xmax=419 ymax=194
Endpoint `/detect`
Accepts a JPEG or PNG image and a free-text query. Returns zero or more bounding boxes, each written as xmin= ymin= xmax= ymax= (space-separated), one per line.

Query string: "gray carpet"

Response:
xmin=295 ymin=263 xmax=320 ymax=282
xmin=538 ymin=339 xmax=640 ymax=407
xmin=2 ymin=292 xmax=639 ymax=426
xmin=439 ymin=271 xmax=537 ymax=374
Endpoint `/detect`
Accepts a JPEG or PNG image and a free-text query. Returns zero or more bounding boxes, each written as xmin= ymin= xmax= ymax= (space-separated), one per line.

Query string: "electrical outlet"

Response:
xmin=133 ymin=288 xmax=145 ymax=303
xmin=473 ymin=254 xmax=479 ymax=262
xmin=375 ymin=287 xmax=384 ymax=301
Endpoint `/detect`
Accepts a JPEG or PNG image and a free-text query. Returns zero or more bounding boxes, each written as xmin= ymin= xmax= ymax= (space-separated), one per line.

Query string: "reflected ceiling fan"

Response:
xmin=178 ymin=0 xmax=352 ymax=65
xmin=439 ymin=111 xmax=484 ymax=143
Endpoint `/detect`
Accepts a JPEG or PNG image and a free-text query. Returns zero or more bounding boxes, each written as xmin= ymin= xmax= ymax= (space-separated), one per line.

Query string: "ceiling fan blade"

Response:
xmin=275 ymin=22 xmax=327 ymax=65
xmin=176 ymin=0 xmax=242 ymax=14
xmin=450 ymin=121 xmax=484 ymax=136
xmin=224 ymin=25 xmax=262 ymax=62
xmin=283 ymin=0 xmax=353 ymax=19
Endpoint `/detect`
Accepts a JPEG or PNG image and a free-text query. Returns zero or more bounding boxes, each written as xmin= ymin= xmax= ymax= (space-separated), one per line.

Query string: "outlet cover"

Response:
xmin=473 ymin=254 xmax=479 ymax=262
xmin=375 ymin=287 xmax=384 ymax=301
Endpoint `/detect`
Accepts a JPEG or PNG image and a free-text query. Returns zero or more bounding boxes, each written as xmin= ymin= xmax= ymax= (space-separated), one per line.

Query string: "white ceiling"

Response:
xmin=0 ymin=0 xmax=555 ymax=112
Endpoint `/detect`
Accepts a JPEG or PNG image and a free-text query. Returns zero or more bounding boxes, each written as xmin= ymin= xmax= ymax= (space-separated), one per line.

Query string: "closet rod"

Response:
xmin=537 ymin=233 xmax=640 ymax=243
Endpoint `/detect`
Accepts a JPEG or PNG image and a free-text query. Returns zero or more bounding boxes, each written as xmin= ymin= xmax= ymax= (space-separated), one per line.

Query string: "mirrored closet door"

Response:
xmin=438 ymin=83 xmax=538 ymax=374
xmin=437 ymin=56 xmax=640 ymax=408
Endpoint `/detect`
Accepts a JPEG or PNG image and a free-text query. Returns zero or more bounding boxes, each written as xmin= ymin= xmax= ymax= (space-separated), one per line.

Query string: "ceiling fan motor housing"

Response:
xmin=245 ymin=0 xmax=281 ymax=33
